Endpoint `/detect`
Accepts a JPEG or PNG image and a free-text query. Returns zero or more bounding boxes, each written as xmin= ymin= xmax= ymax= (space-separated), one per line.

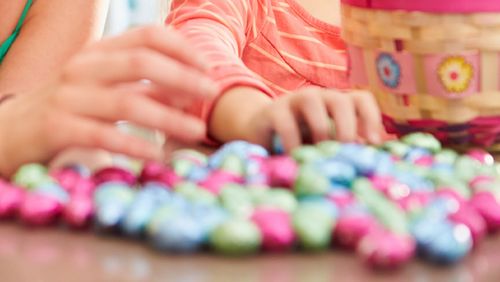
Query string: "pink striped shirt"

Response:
xmin=167 ymin=0 xmax=349 ymax=121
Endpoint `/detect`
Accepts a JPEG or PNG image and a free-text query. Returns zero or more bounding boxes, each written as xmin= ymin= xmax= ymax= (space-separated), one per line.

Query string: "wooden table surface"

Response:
xmin=1 ymin=221 xmax=500 ymax=282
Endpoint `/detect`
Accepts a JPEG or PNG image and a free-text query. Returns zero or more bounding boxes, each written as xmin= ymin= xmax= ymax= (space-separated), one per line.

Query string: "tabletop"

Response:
xmin=1 ymin=221 xmax=500 ymax=282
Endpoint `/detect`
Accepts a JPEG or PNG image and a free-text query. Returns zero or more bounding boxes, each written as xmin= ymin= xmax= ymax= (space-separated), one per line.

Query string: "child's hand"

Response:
xmin=244 ymin=87 xmax=383 ymax=152
xmin=0 ymin=26 xmax=218 ymax=176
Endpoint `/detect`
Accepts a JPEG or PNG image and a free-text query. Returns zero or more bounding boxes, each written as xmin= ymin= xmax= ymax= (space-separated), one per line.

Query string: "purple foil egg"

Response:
xmin=0 ymin=181 xmax=25 ymax=219
xmin=263 ymin=156 xmax=298 ymax=188
xmin=357 ymin=228 xmax=415 ymax=268
xmin=19 ymin=193 xmax=63 ymax=226
xmin=198 ymin=170 xmax=244 ymax=195
xmin=448 ymin=204 xmax=486 ymax=247
xmin=93 ymin=167 xmax=136 ymax=186
xmin=470 ymin=192 xmax=500 ymax=232
xmin=139 ymin=162 xmax=180 ymax=188
xmin=251 ymin=208 xmax=295 ymax=252
xmin=63 ymin=195 xmax=94 ymax=229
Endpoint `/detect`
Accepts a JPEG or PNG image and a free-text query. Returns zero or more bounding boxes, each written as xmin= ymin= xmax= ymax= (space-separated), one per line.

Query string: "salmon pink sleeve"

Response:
xmin=167 ymin=0 xmax=275 ymax=123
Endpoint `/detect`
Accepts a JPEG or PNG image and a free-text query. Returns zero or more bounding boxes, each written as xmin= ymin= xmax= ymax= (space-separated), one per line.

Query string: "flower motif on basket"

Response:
xmin=377 ymin=53 xmax=401 ymax=89
xmin=424 ymin=52 xmax=479 ymax=99
xmin=438 ymin=57 xmax=474 ymax=93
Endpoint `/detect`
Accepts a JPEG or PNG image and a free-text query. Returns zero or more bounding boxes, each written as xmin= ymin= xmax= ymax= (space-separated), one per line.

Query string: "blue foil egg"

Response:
xmin=93 ymin=182 xmax=135 ymax=232
xmin=314 ymin=159 xmax=356 ymax=185
xmin=121 ymin=183 xmax=170 ymax=237
xmin=149 ymin=211 xmax=206 ymax=253
xmin=335 ymin=144 xmax=379 ymax=176
xmin=34 ymin=182 xmax=70 ymax=204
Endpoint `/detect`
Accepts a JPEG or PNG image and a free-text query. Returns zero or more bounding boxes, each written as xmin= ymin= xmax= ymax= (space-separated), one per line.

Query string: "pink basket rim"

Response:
xmin=342 ymin=0 xmax=500 ymax=13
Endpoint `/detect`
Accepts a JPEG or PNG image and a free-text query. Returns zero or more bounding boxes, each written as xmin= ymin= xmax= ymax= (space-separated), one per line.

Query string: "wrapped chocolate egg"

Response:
xmin=121 ymin=183 xmax=170 ymax=237
xmin=357 ymin=227 xmax=415 ymax=268
xmin=93 ymin=167 xmax=136 ymax=186
xmin=63 ymin=194 xmax=94 ymax=229
xmin=353 ymin=179 xmax=409 ymax=236
xmin=334 ymin=211 xmax=379 ymax=249
xmin=291 ymin=146 xmax=322 ymax=164
xmin=292 ymin=203 xmax=334 ymax=251
xmin=189 ymin=204 xmax=228 ymax=240
xmin=209 ymin=141 xmax=268 ymax=169
xmin=139 ymin=161 xmax=181 ymax=187
xmin=219 ymin=153 xmax=246 ymax=176
xmin=218 ymin=184 xmax=253 ymax=217
xmin=316 ymin=140 xmax=341 ymax=158
xmin=13 ymin=163 xmax=53 ymax=190
xmin=19 ymin=192 xmax=63 ymax=226
xmin=294 ymin=165 xmax=330 ymax=197
xmin=198 ymin=170 xmax=243 ymax=195
xmin=335 ymin=144 xmax=380 ymax=176
xmin=448 ymin=203 xmax=486 ymax=247
xmin=0 ymin=181 xmax=24 ymax=218
xmin=170 ymin=149 xmax=208 ymax=177
xmin=412 ymin=219 xmax=472 ymax=264
xmin=175 ymin=182 xmax=217 ymax=206
xmin=93 ymin=182 xmax=135 ymax=232
xmin=467 ymin=149 xmax=494 ymax=166
xmin=401 ymin=132 xmax=441 ymax=153
xmin=251 ymin=208 xmax=295 ymax=252
xmin=314 ymin=159 xmax=356 ymax=186
xmin=381 ymin=140 xmax=411 ymax=158
xmin=149 ymin=210 xmax=206 ymax=253
xmin=253 ymin=188 xmax=297 ymax=213
xmin=469 ymin=191 xmax=500 ymax=232
xmin=263 ymin=156 xmax=298 ymax=188
xmin=50 ymin=166 xmax=94 ymax=194
xmin=209 ymin=218 xmax=262 ymax=256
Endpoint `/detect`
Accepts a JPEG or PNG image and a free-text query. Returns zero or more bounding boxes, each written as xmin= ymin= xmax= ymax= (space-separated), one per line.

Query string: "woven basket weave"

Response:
xmin=341 ymin=1 xmax=500 ymax=151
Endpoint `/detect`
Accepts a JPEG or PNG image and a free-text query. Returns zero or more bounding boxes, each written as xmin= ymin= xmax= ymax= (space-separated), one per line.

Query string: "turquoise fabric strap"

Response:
xmin=0 ymin=0 xmax=33 ymax=64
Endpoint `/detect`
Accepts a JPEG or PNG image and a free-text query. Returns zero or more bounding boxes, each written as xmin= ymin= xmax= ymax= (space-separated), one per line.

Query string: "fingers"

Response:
xmin=56 ymin=86 xmax=206 ymax=143
xmin=91 ymin=26 xmax=209 ymax=72
xmin=322 ymin=92 xmax=358 ymax=142
xmin=351 ymin=90 xmax=382 ymax=144
xmin=51 ymin=114 xmax=164 ymax=161
xmin=65 ymin=48 xmax=218 ymax=101
xmin=271 ymin=103 xmax=301 ymax=152
xmin=290 ymin=89 xmax=331 ymax=143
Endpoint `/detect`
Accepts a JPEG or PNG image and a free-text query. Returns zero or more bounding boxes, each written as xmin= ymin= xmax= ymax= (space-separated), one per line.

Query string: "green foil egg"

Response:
xmin=209 ymin=218 xmax=262 ymax=256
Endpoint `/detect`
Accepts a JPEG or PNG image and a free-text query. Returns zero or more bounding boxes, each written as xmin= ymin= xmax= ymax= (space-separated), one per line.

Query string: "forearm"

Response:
xmin=0 ymin=0 xmax=109 ymax=93
xmin=209 ymin=87 xmax=273 ymax=143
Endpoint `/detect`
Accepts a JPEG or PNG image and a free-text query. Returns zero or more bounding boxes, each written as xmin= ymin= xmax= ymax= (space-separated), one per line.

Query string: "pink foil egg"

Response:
xmin=251 ymin=208 xmax=295 ymax=252
xmin=0 ymin=182 xmax=25 ymax=219
xmin=63 ymin=195 xmax=94 ymax=229
xmin=467 ymin=149 xmax=495 ymax=166
xmin=396 ymin=191 xmax=432 ymax=213
xmin=357 ymin=228 xmax=415 ymax=268
xmin=263 ymin=156 xmax=298 ymax=188
xmin=327 ymin=191 xmax=355 ymax=209
xmin=334 ymin=213 xmax=379 ymax=249
xmin=51 ymin=169 xmax=95 ymax=196
xmin=198 ymin=170 xmax=244 ymax=195
xmin=19 ymin=193 xmax=63 ymax=226
xmin=369 ymin=176 xmax=396 ymax=194
xmin=469 ymin=175 xmax=496 ymax=192
xmin=93 ymin=167 xmax=136 ymax=186
xmin=139 ymin=162 xmax=180 ymax=188
xmin=448 ymin=204 xmax=486 ymax=247
xmin=469 ymin=192 xmax=500 ymax=232
xmin=413 ymin=155 xmax=434 ymax=167
xmin=436 ymin=188 xmax=467 ymax=206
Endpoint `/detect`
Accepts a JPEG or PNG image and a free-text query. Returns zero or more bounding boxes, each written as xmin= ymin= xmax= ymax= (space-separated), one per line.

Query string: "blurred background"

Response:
xmin=105 ymin=0 xmax=165 ymax=36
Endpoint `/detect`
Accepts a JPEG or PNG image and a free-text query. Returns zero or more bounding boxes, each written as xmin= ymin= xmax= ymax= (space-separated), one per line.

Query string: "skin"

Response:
xmin=209 ymin=0 xmax=382 ymax=152
xmin=0 ymin=1 xmax=217 ymax=176
xmin=0 ymin=0 xmax=109 ymax=94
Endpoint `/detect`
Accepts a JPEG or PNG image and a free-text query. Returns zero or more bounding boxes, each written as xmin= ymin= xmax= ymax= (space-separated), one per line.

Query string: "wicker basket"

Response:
xmin=341 ymin=0 xmax=500 ymax=151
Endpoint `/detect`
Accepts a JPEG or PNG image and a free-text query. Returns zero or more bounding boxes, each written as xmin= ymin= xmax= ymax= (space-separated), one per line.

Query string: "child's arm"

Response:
xmin=211 ymin=86 xmax=383 ymax=152
xmin=167 ymin=0 xmax=276 ymax=124
xmin=168 ymin=0 xmax=382 ymax=150
xmin=0 ymin=0 xmax=108 ymax=94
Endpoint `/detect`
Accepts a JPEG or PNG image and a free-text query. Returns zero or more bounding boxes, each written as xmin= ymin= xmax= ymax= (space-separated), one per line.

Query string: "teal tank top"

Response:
xmin=0 ymin=0 xmax=33 ymax=64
